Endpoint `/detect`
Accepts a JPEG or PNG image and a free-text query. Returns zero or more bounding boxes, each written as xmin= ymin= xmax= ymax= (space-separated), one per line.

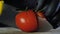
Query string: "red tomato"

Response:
xmin=15 ymin=10 xmax=38 ymax=32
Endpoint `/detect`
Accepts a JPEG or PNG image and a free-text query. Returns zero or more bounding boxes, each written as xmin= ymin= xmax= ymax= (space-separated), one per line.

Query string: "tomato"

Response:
xmin=15 ymin=10 xmax=38 ymax=32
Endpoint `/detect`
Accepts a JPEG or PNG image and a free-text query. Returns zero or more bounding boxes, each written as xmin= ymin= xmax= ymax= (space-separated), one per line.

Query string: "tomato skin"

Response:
xmin=16 ymin=10 xmax=38 ymax=32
